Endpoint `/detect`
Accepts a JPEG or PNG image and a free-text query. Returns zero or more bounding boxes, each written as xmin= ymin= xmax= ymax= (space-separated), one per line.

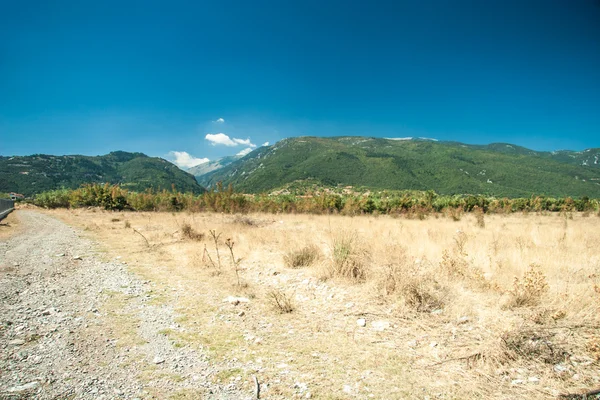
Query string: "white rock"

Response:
xmin=223 ymin=296 xmax=250 ymax=305
xmin=153 ymin=356 xmax=165 ymax=364
xmin=9 ymin=339 xmax=25 ymax=346
xmin=371 ymin=320 xmax=390 ymax=331
xmin=356 ymin=318 xmax=367 ymax=327
xmin=8 ymin=381 xmax=40 ymax=392
xmin=528 ymin=377 xmax=540 ymax=383
xmin=554 ymin=364 xmax=568 ymax=373
xmin=511 ymin=379 xmax=524 ymax=385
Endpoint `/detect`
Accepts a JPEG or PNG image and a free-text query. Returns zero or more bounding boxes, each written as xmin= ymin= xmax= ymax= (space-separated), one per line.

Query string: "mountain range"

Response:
xmin=194 ymin=137 xmax=600 ymax=198
xmin=2 ymin=138 xmax=600 ymax=198
xmin=0 ymin=151 xmax=203 ymax=196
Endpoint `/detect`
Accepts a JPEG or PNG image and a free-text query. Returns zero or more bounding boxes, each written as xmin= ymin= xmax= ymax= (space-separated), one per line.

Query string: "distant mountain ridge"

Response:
xmin=0 ymin=151 xmax=204 ymax=196
xmin=196 ymin=137 xmax=600 ymax=198
xmin=187 ymin=154 xmax=242 ymax=177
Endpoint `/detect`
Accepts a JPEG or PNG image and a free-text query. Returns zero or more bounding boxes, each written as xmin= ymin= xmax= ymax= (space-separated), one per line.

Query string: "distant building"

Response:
xmin=9 ymin=192 xmax=24 ymax=201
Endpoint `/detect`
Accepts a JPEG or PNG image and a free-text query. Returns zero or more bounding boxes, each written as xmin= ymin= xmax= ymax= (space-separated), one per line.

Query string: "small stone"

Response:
xmin=238 ymin=311 xmax=245 ymax=317
xmin=356 ymin=318 xmax=367 ymax=327
xmin=7 ymin=381 xmax=40 ymax=393
xmin=457 ymin=316 xmax=470 ymax=324
xmin=511 ymin=379 xmax=524 ymax=385
xmin=554 ymin=364 xmax=568 ymax=373
xmin=223 ymin=296 xmax=250 ymax=305
xmin=55 ymin=253 xmax=65 ymax=257
xmin=153 ymin=356 xmax=165 ymax=364
xmin=429 ymin=341 xmax=438 ymax=348
xmin=371 ymin=320 xmax=390 ymax=331
xmin=73 ymin=256 xmax=82 ymax=260
xmin=9 ymin=339 xmax=25 ymax=346
xmin=528 ymin=377 xmax=540 ymax=383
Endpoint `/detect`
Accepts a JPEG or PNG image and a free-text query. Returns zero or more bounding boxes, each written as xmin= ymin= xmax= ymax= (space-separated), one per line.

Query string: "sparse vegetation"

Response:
xmin=41 ymin=208 xmax=600 ymax=399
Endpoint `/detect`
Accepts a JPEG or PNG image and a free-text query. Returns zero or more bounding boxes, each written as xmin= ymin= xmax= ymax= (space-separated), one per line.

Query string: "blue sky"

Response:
xmin=1 ymin=0 xmax=599 ymax=167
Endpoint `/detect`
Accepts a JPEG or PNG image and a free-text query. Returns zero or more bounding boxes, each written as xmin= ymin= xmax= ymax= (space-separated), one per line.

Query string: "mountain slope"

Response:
xmin=187 ymin=155 xmax=242 ymax=178
xmin=0 ymin=151 xmax=205 ymax=196
xmin=198 ymin=137 xmax=600 ymax=197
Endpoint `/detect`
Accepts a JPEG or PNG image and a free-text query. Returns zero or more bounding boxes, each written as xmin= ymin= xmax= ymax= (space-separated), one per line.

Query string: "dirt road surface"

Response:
xmin=0 ymin=211 xmax=247 ymax=399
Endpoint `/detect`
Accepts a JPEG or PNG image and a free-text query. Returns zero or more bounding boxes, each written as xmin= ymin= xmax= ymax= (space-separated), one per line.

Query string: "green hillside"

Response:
xmin=0 ymin=151 xmax=204 ymax=196
xmin=198 ymin=137 xmax=600 ymax=197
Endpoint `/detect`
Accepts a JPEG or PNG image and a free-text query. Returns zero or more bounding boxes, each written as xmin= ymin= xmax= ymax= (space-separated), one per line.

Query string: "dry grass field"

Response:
xmin=44 ymin=207 xmax=600 ymax=399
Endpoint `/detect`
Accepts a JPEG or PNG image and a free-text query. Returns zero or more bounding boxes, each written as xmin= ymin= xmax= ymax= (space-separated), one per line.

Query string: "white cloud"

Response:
xmin=168 ymin=151 xmax=209 ymax=168
xmin=205 ymin=133 xmax=256 ymax=148
xmin=385 ymin=137 xmax=413 ymax=141
xmin=214 ymin=117 xmax=225 ymax=123
xmin=262 ymin=141 xmax=270 ymax=146
xmin=237 ymin=148 xmax=253 ymax=157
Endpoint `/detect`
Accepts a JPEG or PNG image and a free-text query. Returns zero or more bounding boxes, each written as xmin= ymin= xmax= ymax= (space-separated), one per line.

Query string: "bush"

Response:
xmin=267 ymin=288 xmax=295 ymax=313
xmin=380 ymin=261 xmax=446 ymax=312
xmin=181 ymin=223 xmax=204 ymax=241
xmin=506 ymin=263 xmax=548 ymax=308
xmin=284 ymin=245 xmax=320 ymax=268
xmin=329 ymin=232 xmax=369 ymax=282
xmin=34 ymin=189 xmax=71 ymax=208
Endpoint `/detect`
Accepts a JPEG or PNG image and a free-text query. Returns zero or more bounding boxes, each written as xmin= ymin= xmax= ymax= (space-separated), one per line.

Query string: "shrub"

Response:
xmin=380 ymin=261 xmax=446 ymax=312
xmin=267 ymin=288 xmax=295 ymax=313
xmin=284 ymin=245 xmax=320 ymax=268
xmin=329 ymin=232 xmax=369 ymax=282
xmin=34 ymin=189 xmax=71 ymax=209
xmin=473 ymin=206 xmax=485 ymax=228
xmin=506 ymin=263 xmax=548 ymax=308
xmin=181 ymin=223 xmax=204 ymax=241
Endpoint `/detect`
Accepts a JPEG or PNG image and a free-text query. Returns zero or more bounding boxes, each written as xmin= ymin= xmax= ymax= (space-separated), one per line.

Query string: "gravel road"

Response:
xmin=0 ymin=211 xmax=248 ymax=399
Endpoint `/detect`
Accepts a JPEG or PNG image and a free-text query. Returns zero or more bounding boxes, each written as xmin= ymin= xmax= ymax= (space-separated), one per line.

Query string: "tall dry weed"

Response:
xmin=328 ymin=231 xmax=370 ymax=282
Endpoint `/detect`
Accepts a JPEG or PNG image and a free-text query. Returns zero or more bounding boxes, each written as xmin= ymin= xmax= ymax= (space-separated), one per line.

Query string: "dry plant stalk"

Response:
xmin=202 ymin=243 xmax=219 ymax=273
xmin=267 ymin=288 xmax=294 ymax=313
xmin=225 ymin=238 xmax=242 ymax=286
xmin=209 ymin=229 xmax=222 ymax=270
xmin=132 ymin=228 xmax=150 ymax=247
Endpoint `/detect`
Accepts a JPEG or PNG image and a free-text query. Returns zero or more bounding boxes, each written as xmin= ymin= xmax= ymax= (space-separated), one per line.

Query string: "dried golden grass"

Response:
xmin=42 ymin=209 xmax=600 ymax=399
xmin=283 ymin=244 xmax=320 ymax=268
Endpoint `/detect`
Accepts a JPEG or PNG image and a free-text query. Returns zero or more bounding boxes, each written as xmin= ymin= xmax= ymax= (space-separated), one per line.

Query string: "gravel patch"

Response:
xmin=0 ymin=211 xmax=248 ymax=399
